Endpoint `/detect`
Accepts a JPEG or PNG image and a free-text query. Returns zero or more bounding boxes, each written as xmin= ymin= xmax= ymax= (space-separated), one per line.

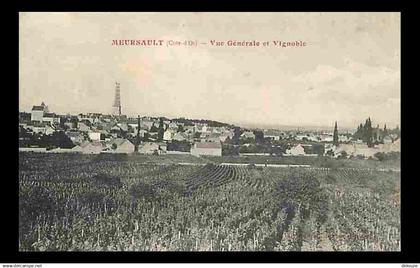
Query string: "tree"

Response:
xmin=142 ymin=132 xmax=150 ymax=142
xmin=337 ymin=150 xmax=348 ymax=159
xmin=326 ymin=149 xmax=335 ymax=157
xmin=232 ymin=127 xmax=241 ymax=145
xmin=393 ymin=125 xmax=400 ymax=139
xmin=366 ymin=118 xmax=373 ymax=147
xmin=374 ymin=124 xmax=379 ymax=142
xmin=333 ymin=121 xmax=339 ymax=146
xmin=353 ymin=117 xmax=379 ymax=147
xmin=312 ymin=144 xmax=325 ymax=156
xmin=360 ymin=118 xmax=373 ymax=147
xmin=167 ymin=140 xmax=191 ymax=152
xmin=135 ymin=116 xmax=141 ymax=152
xmin=353 ymin=123 xmax=364 ymax=140
xmin=70 ymin=117 xmax=78 ymax=129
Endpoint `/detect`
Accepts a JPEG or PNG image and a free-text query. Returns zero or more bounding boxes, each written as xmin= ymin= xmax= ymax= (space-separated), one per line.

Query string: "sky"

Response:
xmin=19 ymin=12 xmax=400 ymax=129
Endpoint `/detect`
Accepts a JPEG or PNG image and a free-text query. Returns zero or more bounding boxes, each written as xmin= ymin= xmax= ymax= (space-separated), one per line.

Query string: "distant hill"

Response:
xmin=237 ymin=122 xmax=356 ymax=133
xmin=173 ymin=118 xmax=234 ymax=128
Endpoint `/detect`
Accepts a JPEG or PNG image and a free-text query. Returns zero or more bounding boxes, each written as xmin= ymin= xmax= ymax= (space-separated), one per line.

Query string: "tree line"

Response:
xmin=353 ymin=117 xmax=400 ymax=147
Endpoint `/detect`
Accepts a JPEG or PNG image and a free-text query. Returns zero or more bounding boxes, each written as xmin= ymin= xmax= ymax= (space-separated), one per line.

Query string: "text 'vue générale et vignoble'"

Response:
xmin=111 ymin=39 xmax=308 ymax=48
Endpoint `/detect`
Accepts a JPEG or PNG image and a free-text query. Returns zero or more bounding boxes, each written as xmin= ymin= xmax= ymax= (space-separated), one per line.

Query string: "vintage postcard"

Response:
xmin=19 ymin=12 xmax=400 ymax=251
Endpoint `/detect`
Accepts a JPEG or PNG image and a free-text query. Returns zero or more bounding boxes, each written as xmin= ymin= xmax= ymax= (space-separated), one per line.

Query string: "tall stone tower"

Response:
xmin=113 ymin=82 xmax=121 ymax=116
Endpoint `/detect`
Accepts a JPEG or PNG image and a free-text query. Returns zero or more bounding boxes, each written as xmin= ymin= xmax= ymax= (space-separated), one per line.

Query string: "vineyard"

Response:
xmin=19 ymin=152 xmax=400 ymax=251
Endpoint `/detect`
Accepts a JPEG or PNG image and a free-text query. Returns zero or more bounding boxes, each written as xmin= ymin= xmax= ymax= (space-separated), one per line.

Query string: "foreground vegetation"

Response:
xmin=19 ymin=152 xmax=400 ymax=251
xmin=204 ymin=154 xmax=400 ymax=170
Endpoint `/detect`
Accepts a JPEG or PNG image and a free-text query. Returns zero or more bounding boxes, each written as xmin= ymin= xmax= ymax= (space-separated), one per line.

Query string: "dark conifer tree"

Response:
xmin=333 ymin=121 xmax=339 ymax=146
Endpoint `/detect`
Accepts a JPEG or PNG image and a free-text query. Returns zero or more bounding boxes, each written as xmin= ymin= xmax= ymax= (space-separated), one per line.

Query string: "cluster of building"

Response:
xmin=19 ymin=102 xmax=400 ymax=159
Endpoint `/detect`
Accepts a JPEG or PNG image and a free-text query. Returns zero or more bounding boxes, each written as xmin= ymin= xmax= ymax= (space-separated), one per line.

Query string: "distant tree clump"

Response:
xmin=40 ymin=131 xmax=75 ymax=149
xmin=275 ymin=173 xmax=329 ymax=225
xmin=129 ymin=182 xmax=156 ymax=201
xmin=337 ymin=150 xmax=348 ymax=159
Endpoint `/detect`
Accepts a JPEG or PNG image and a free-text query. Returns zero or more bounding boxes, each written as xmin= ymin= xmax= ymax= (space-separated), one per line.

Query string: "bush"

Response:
xmin=325 ymin=174 xmax=337 ymax=184
xmin=129 ymin=182 xmax=156 ymax=200
xmin=374 ymin=152 xmax=400 ymax=161
xmin=276 ymin=173 xmax=321 ymax=203
xmin=337 ymin=151 xmax=348 ymax=159
xmin=275 ymin=173 xmax=329 ymax=224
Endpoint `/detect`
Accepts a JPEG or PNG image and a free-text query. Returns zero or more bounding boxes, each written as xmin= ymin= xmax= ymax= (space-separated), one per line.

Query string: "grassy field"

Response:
xmin=19 ymin=152 xmax=400 ymax=251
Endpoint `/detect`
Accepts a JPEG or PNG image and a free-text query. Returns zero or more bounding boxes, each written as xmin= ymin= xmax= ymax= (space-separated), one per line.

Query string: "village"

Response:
xmin=18 ymin=101 xmax=400 ymax=160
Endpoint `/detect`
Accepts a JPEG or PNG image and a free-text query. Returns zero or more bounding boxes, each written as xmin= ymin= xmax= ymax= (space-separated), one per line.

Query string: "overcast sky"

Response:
xmin=19 ymin=12 xmax=400 ymax=129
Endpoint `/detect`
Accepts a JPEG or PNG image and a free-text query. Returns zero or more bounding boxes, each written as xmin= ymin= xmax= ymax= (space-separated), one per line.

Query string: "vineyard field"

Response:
xmin=19 ymin=152 xmax=400 ymax=251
